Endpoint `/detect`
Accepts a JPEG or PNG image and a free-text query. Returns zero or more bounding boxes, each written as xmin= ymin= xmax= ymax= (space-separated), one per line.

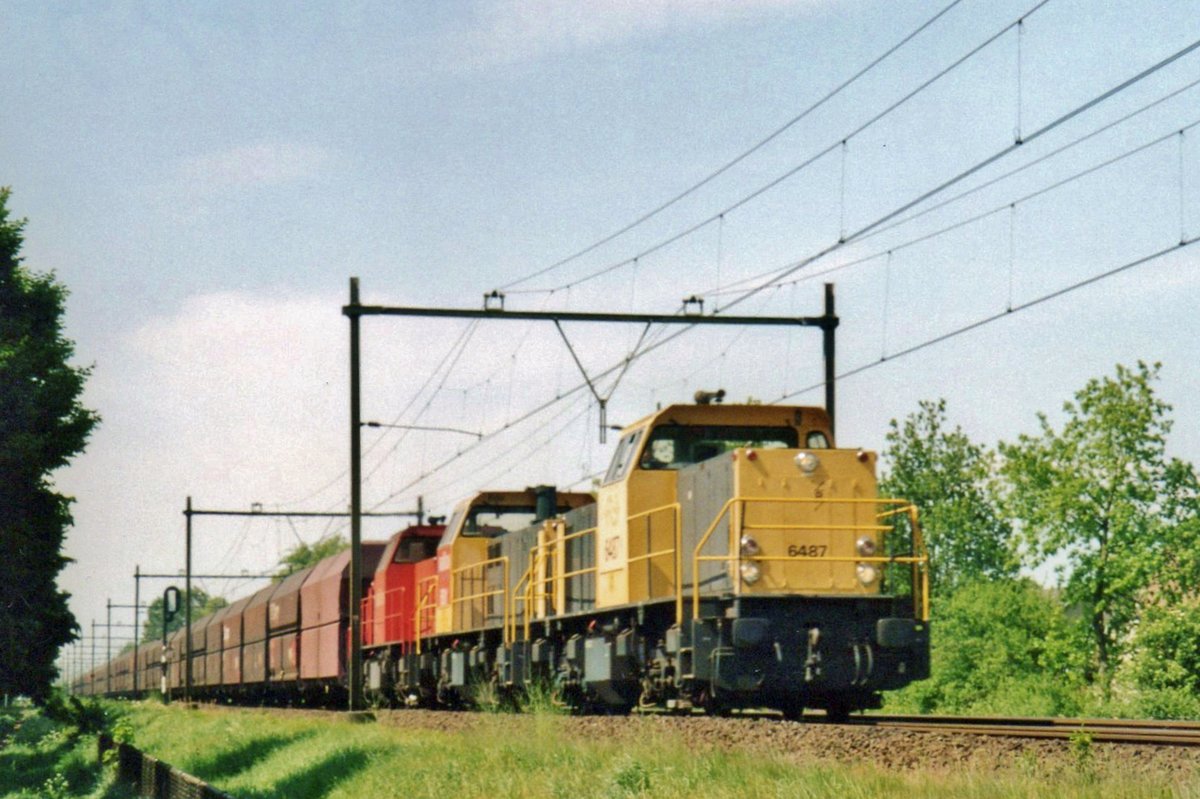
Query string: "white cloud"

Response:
xmin=82 ymin=288 xmax=597 ymax=518
xmin=121 ymin=290 xmax=348 ymax=498
xmin=179 ymin=142 xmax=332 ymax=192
xmin=452 ymin=0 xmax=817 ymax=68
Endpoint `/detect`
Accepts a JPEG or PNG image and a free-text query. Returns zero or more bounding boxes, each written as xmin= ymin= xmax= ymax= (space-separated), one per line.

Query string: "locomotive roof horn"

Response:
xmin=694 ymin=389 xmax=726 ymax=405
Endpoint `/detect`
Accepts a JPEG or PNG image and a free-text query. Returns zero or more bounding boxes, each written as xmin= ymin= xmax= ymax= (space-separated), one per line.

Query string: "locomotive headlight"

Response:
xmin=856 ymin=563 xmax=880 ymax=586
xmin=856 ymin=536 xmax=877 ymax=557
xmin=740 ymin=534 xmax=761 ymax=557
xmin=794 ymin=451 xmax=820 ymax=474
xmin=740 ymin=561 xmax=762 ymax=585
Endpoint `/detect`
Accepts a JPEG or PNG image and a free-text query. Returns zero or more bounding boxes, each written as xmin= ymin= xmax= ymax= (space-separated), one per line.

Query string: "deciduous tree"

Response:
xmin=1000 ymin=362 xmax=1175 ymax=692
xmin=879 ymin=399 xmax=1015 ymax=596
xmin=0 ymin=187 xmax=99 ymax=702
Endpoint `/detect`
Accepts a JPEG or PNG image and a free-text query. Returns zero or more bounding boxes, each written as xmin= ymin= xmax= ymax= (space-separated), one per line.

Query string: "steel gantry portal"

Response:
xmin=179 ymin=501 xmax=422 ymax=703
xmin=342 ymin=277 xmax=839 ymax=711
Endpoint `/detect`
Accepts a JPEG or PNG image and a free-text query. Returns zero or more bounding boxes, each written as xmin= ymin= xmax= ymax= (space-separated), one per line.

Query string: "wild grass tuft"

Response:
xmin=608 ymin=756 xmax=652 ymax=796
xmin=516 ymin=677 xmax=569 ymax=715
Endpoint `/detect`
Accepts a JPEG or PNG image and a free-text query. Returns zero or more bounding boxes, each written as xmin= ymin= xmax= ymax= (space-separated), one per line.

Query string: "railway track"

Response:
xmin=853 ymin=714 xmax=1200 ymax=747
xmin=175 ymin=701 xmax=1200 ymax=748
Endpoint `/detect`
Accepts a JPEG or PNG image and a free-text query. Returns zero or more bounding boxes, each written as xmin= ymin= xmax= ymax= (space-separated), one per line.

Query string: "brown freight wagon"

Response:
xmin=188 ymin=612 xmax=214 ymax=688
xmin=121 ymin=649 xmax=138 ymax=694
xmin=299 ymin=543 xmax=386 ymax=690
xmin=241 ymin=583 xmax=280 ymax=690
xmin=80 ymin=669 xmax=95 ymax=697
xmin=220 ymin=595 xmax=254 ymax=690
xmin=107 ymin=650 xmax=134 ymax=695
xmin=203 ymin=604 xmax=233 ymax=690
xmin=166 ymin=627 xmax=187 ymax=696
xmin=267 ymin=566 xmax=314 ymax=688
xmin=137 ymin=642 xmax=160 ymax=695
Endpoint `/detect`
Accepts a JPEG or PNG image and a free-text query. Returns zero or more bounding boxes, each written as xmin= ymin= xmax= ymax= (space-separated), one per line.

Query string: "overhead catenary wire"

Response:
xmin=508 ymin=0 xmax=1054 ymax=297
xmin=361 ymin=319 xmax=481 ymax=488
xmin=1180 ymin=129 xmax=1189 ymax=243
xmin=404 ymin=393 xmax=594 ymax=508
xmin=842 ymin=33 xmax=1200 ymax=245
xmin=707 ymin=117 xmax=1200 ymax=297
xmin=699 ymin=75 xmax=1200 ymax=298
xmin=366 ymin=29 xmax=1200 ymax=515
xmin=495 ymin=0 xmax=969 ymax=293
xmin=774 ymin=236 xmax=1200 ymax=403
xmin=621 ymin=34 xmax=1200 ymax=365
xmin=282 ymin=318 xmax=481 ymax=508
xmin=854 ymin=76 xmax=1200 ymax=246
xmin=434 ymin=403 xmax=592 ymax=506
xmin=703 ymin=33 xmax=1200 ymax=316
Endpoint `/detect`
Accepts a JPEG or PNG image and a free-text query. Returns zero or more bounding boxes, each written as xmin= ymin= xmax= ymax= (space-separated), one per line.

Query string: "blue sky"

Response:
xmin=4 ymin=1 xmax=1198 ymax=666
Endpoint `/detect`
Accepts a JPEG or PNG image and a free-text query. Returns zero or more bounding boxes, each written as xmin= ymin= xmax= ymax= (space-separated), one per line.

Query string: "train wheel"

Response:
xmin=824 ymin=701 xmax=851 ymax=723
xmin=780 ymin=701 xmax=805 ymax=722
xmin=698 ymin=689 xmax=732 ymax=718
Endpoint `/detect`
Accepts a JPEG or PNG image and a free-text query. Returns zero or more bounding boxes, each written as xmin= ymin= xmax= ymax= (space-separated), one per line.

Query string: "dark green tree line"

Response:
xmin=0 ymin=187 xmax=99 ymax=702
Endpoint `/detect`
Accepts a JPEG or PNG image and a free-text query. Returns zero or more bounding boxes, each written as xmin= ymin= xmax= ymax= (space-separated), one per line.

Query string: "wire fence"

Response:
xmin=98 ymin=734 xmax=235 ymax=799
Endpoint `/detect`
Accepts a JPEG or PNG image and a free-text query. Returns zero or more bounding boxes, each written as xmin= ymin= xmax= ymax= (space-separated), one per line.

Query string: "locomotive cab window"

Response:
xmin=394 ymin=536 xmax=438 ymax=563
xmin=806 ymin=430 xmax=831 ymax=449
xmin=639 ymin=424 xmax=799 ymax=470
xmin=463 ymin=508 xmax=538 ymax=538
xmin=602 ymin=429 xmax=644 ymax=485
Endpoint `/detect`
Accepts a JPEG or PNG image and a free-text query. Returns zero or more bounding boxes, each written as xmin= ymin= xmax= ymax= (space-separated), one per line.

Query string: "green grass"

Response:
xmin=0 ymin=706 xmax=133 ymax=799
xmin=111 ymin=702 xmax=1199 ymax=799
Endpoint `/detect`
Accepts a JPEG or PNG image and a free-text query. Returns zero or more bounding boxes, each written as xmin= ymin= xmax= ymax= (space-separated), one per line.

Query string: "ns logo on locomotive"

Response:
xmin=79 ymin=394 xmax=930 ymax=721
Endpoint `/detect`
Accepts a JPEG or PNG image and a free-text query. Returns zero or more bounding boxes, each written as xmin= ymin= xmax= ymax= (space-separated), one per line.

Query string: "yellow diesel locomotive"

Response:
xmin=367 ymin=396 xmax=929 ymax=719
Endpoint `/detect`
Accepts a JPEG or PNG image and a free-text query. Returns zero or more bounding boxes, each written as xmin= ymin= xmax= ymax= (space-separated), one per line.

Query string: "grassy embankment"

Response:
xmin=104 ymin=701 xmax=1193 ymax=799
xmin=4 ymin=698 xmax=1196 ymax=798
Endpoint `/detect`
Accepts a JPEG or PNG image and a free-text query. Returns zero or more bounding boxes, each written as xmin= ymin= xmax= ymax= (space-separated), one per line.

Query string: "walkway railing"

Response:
xmin=692 ymin=496 xmax=929 ymax=621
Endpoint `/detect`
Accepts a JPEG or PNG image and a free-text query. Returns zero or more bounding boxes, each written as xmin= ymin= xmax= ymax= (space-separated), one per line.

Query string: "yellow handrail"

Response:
xmin=691 ymin=496 xmax=929 ymax=621
xmin=413 ymin=575 xmax=437 ymax=655
xmin=450 ymin=556 xmax=511 ymax=643
xmin=624 ymin=502 xmax=683 ymax=625
xmin=531 ymin=523 xmax=597 ymax=632
xmin=554 ymin=504 xmax=682 ymax=626
xmin=486 ymin=496 xmax=928 ymax=647
xmin=509 ymin=559 xmax=533 ymax=644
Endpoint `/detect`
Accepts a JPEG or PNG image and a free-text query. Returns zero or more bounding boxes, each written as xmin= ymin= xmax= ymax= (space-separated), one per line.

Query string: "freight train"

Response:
xmin=73 ymin=398 xmax=930 ymax=719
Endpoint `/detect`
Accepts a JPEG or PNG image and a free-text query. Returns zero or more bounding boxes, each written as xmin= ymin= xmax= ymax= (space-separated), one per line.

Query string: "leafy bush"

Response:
xmin=1128 ymin=602 xmax=1200 ymax=693
xmin=40 ymin=772 xmax=72 ymax=799
xmin=885 ymin=578 xmax=1089 ymax=714
xmin=1131 ymin=687 xmax=1200 ymax=720
xmin=41 ymin=690 xmax=111 ymax=735
xmin=961 ymin=675 xmax=1083 ymax=717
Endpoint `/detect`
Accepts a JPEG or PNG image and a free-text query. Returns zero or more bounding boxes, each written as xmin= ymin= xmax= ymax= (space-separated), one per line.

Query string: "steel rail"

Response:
xmin=868 ymin=713 xmax=1200 ymax=730
xmin=854 ymin=714 xmax=1200 ymax=747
